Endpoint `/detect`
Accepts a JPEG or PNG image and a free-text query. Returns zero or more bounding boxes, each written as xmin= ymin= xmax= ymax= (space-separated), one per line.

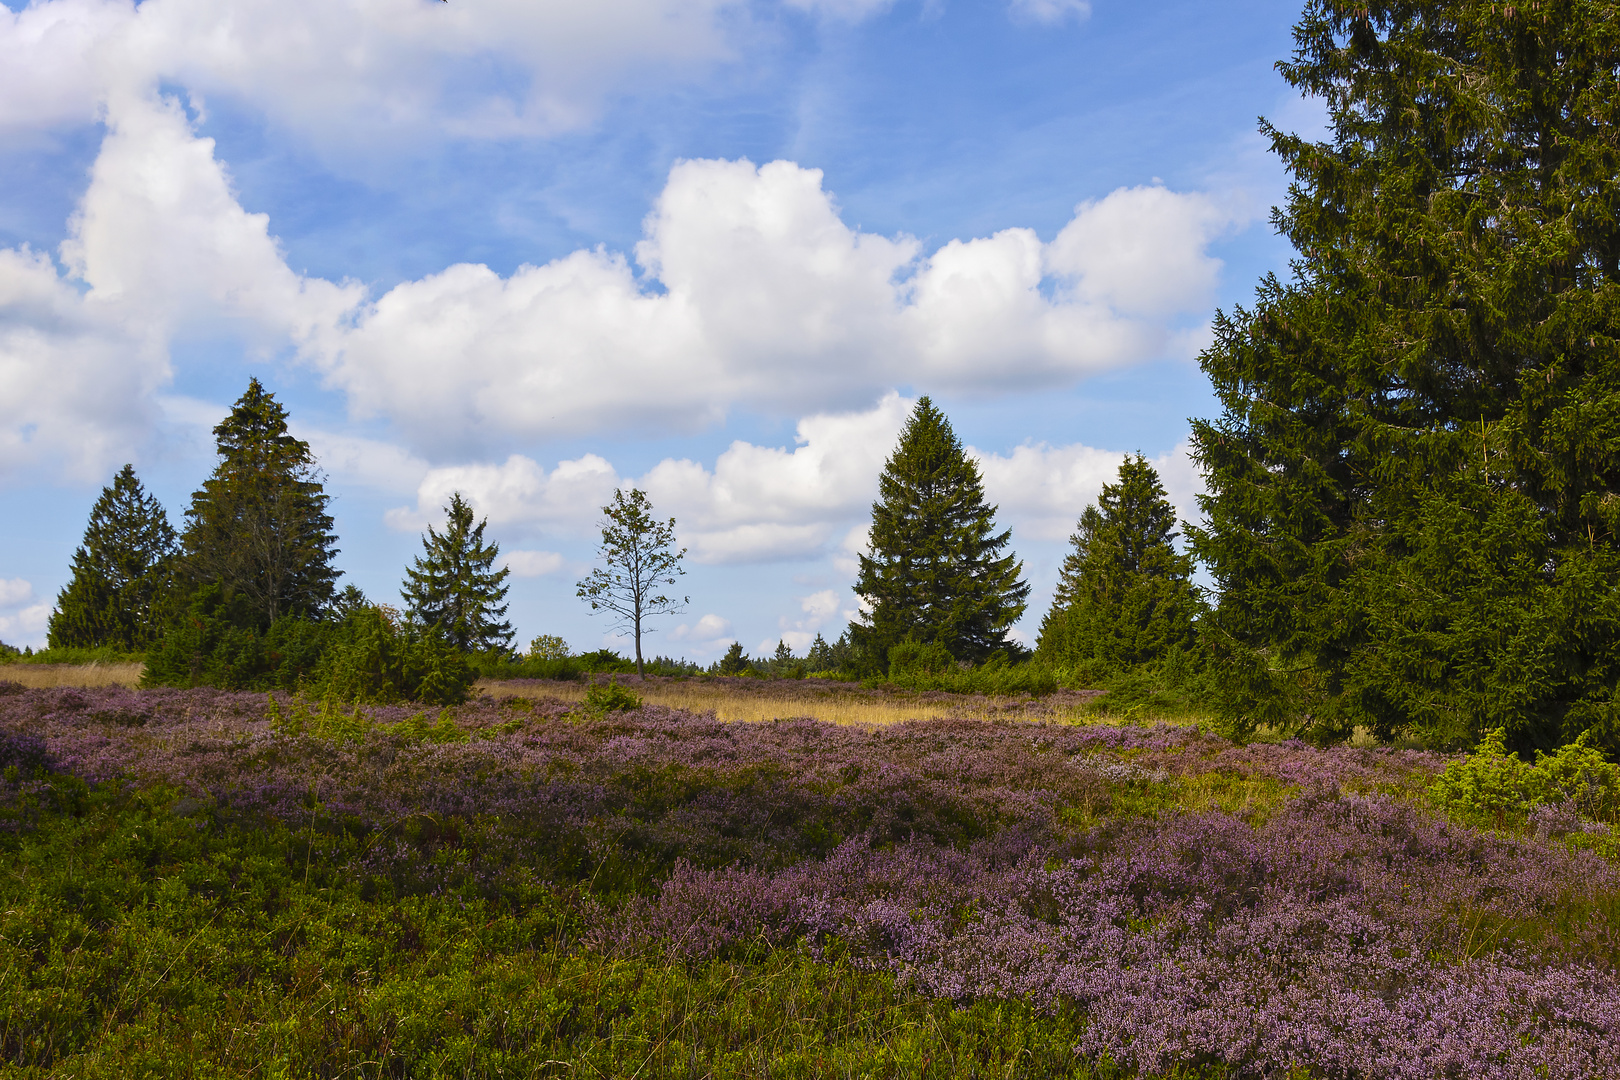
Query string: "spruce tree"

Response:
xmin=852 ymin=397 xmax=1029 ymax=667
xmin=806 ymin=633 xmax=836 ymax=672
xmin=402 ymin=492 xmax=514 ymax=653
xmin=716 ymin=641 xmax=751 ymax=675
xmin=181 ymin=379 xmax=339 ymax=630
xmin=1037 ymin=455 xmax=1200 ymax=672
xmin=48 ymin=464 xmax=177 ymax=651
xmin=1191 ymin=1 xmax=1620 ymax=752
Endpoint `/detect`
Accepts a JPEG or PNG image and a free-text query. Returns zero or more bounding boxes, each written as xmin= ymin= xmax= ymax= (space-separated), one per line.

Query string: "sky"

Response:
xmin=0 ymin=0 xmax=1323 ymax=659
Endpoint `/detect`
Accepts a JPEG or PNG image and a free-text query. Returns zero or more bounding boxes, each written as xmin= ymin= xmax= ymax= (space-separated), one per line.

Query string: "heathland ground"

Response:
xmin=2 ymin=672 xmax=1617 ymax=1077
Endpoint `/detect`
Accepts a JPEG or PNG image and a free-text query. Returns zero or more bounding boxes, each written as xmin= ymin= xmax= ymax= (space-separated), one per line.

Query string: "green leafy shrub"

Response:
xmin=143 ymin=591 xmax=472 ymax=704
xmin=141 ymin=585 xmax=328 ymax=690
xmin=1078 ymin=646 xmax=1217 ymax=720
xmin=580 ymin=679 xmax=643 ymax=714
xmin=314 ymin=607 xmax=473 ymax=705
xmin=878 ymin=651 xmax=1059 ymax=695
xmin=1429 ymin=728 xmax=1620 ymax=829
xmin=888 ymin=639 xmax=956 ymax=678
xmin=267 ymin=692 xmax=375 ymax=743
xmin=268 ymin=695 xmax=475 ymax=745
xmin=527 ymin=633 xmax=570 ymax=660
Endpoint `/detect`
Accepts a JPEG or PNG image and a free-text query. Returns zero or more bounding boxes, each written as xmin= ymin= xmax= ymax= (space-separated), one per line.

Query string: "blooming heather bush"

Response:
xmin=2 ymin=685 xmax=1615 ymax=1077
xmin=617 ymin=794 xmax=1620 ymax=1078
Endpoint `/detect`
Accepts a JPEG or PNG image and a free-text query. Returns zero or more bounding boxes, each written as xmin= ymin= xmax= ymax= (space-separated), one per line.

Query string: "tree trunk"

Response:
xmin=634 ymin=609 xmax=644 ymax=678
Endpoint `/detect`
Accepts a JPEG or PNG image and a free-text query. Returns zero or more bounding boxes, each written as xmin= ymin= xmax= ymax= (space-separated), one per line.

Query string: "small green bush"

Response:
xmin=314 ymin=607 xmax=474 ymax=706
xmin=527 ymin=633 xmax=571 ymax=660
xmin=268 ymin=694 xmax=477 ymax=745
xmin=875 ymin=651 xmax=1059 ymax=695
xmin=141 ymin=586 xmax=327 ymax=690
xmin=888 ymin=639 xmax=956 ymax=678
xmin=580 ymin=679 xmax=643 ymax=714
xmin=1079 ymin=648 xmax=1216 ymax=720
xmin=1429 ymin=728 xmax=1620 ymax=828
xmin=143 ymin=589 xmax=472 ymax=704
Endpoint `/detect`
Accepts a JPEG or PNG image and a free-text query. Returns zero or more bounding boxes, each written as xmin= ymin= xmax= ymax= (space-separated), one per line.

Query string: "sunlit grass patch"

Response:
xmin=477 ymin=675 xmax=1114 ymax=727
xmin=0 ymin=662 xmax=144 ymax=689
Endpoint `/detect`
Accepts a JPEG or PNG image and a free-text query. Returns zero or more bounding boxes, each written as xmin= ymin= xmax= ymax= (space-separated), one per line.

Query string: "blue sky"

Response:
xmin=0 ymin=0 xmax=1318 ymax=658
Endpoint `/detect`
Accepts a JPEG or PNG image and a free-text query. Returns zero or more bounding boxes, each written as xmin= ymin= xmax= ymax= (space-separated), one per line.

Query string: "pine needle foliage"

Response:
xmin=47 ymin=465 xmax=176 ymax=651
xmin=180 ymin=379 xmax=339 ymax=630
xmin=852 ymin=398 xmax=1029 ymax=668
xmin=401 ymin=492 xmax=514 ymax=653
xmin=1190 ymin=0 xmax=1620 ymax=752
xmin=576 ymin=488 xmax=687 ymax=677
xmin=1037 ymin=455 xmax=1201 ymax=673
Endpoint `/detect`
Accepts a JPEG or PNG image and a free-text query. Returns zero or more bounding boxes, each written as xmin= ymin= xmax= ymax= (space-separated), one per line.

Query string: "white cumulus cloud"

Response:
xmin=0 ymin=0 xmax=747 ymax=150
xmin=972 ymin=438 xmax=1205 ymax=542
xmin=1 ymin=91 xmax=358 ymax=483
xmin=387 ymin=453 xmax=619 ymax=534
xmin=0 ymin=578 xmax=35 ymax=608
xmin=63 ymin=92 xmax=361 ymax=335
xmin=1046 ymin=184 xmax=1236 ymax=317
xmin=0 ymin=245 xmax=165 ymax=481
xmin=768 ymin=588 xmax=842 ymax=653
xmin=388 ymin=395 xmax=909 ymax=561
xmin=503 ymin=550 xmax=567 ymax=577
xmin=1 ymin=0 xmax=1077 ymax=152
xmin=0 ymin=579 xmax=49 ymax=649
xmin=2 ymin=90 xmax=1238 ymax=489
xmin=639 ymin=392 xmax=910 ymax=563
xmin=670 ymin=613 xmax=732 ymax=642
xmin=314 ymin=161 xmax=1235 ymax=452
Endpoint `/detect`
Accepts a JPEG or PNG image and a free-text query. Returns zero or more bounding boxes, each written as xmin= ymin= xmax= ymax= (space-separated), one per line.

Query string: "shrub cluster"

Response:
xmin=141 ymin=591 xmax=474 ymax=705
xmin=1429 ymin=727 xmax=1620 ymax=832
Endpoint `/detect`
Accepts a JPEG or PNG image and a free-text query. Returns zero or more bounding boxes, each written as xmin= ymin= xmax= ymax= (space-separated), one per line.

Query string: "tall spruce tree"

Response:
xmin=181 ymin=379 xmax=339 ymax=630
xmin=1037 ymin=455 xmax=1200 ymax=672
xmin=852 ymin=397 xmax=1028 ymax=667
xmin=1191 ymin=1 xmax=1620 ymax=752
xmin=48 ymin=464 xmax=177 ymax=651
xmin=402 ymin=492 xmax=514 ymax=653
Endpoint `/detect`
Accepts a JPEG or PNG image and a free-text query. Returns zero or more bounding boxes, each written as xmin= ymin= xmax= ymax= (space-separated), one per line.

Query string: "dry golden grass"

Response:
xmin=476 ymin=675 xmax=1106 ymax=726
xmin=0 ymin=662 xmax=145 ymax=689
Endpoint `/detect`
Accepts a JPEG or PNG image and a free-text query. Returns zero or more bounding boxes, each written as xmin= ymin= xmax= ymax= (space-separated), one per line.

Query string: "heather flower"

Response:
xmin=4 ymin=684 xmax=1615 ymax=1078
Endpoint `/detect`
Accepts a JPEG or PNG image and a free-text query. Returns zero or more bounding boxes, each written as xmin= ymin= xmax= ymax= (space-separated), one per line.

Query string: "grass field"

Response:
xmin=478 ymin=674 xmax=1105 ymax=726
xmin=0 ymin=661 xmax=144 ymax=689
xmin=2 ymin=681 xmax=1616 ymax=1077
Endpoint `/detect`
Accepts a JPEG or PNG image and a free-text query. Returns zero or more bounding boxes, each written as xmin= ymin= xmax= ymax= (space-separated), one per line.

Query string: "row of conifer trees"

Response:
xmin=43 ymin=380 xmax=515 ymax=703
xmin=832 ymin=396 xmax=1199 ymax=691
xmin=35 ymin=378 xmax=1194 ymax=702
